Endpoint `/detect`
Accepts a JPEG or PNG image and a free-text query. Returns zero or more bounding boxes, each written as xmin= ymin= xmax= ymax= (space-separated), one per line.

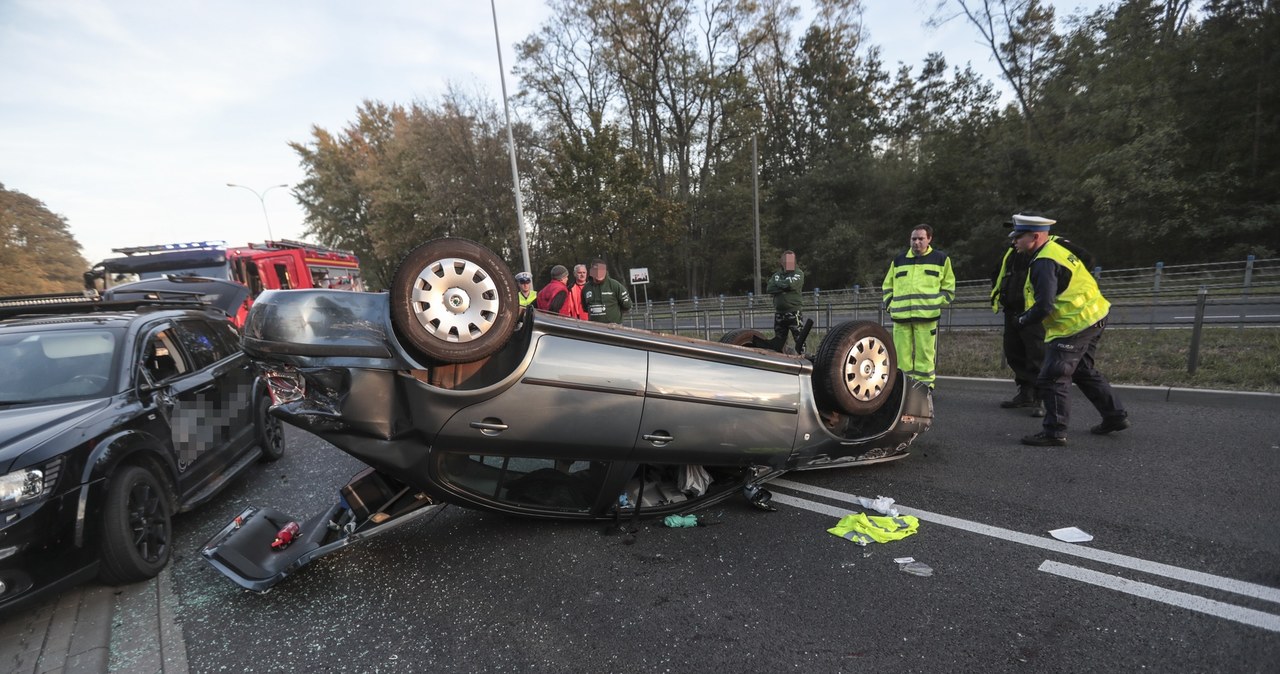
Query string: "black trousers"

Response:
xmin=773 ymin=310 xmax=803 ymax=352
xmin=1003 ymin=312 xmax=1046 ymax=391
xmin=1034 ymin=319 xmax=1126 ymax=436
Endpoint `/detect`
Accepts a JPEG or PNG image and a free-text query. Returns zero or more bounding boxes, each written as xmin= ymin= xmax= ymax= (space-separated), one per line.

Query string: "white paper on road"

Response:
xmin=1049 ymin=526 xmax=1094 ymax=543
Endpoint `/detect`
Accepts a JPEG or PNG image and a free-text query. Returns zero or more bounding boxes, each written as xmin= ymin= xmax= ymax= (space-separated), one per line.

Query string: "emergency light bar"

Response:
xmin=112 ymin=241 xmax=226 ymax=255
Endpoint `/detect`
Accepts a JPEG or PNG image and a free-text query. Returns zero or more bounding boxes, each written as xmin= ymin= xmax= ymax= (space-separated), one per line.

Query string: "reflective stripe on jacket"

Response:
xmin=882 ymin=247 xmax=955 ymax=322
xmin=1023 ymin=239 xmax=1110 ymax=341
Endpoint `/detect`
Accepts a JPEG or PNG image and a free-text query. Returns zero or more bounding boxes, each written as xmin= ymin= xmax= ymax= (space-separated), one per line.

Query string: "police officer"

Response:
xmin=766 ymin=250 xmax=805 ymax=353
xmin=1010 ymin=214 xmax=1129 ymax=446
xmin=991 ymin=214 xmax=1094 ymax=417
xmin=882 ymin=224 xmax=955 ymax=389
xmin=516 ymin=271 xmax=537 ymax=307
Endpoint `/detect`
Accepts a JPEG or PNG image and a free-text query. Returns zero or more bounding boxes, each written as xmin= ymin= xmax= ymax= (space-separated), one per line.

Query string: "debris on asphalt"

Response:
xmin=899 ymin=561 xmax=934 ymax=577
xmin=853 ymin=494 xmax=900 ymax=516
xmin=1049 ymin=526 xmax=1094 ymax=543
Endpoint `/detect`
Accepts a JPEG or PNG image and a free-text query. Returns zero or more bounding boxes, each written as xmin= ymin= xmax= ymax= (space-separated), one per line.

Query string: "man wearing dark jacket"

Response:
xmin=1010 ymin=214 xmax=1128 ymax=447
xmin=991 ymin=215 xmax=1094 ymax=417
xmin=581 ymin=258 xmax=632 ymax=324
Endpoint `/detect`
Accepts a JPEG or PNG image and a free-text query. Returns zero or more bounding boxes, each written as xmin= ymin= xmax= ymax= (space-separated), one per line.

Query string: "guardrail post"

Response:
xmin=1239 ymin=254 xmax=1255 ymax=330
xmin=813 ymin=288 xmax=821 ymax=330
xmin=719 ymin=294 xmax=725 ymax=333
xmin=1188 ymin=285 xmax=1208 ymax=374
xmin=853 ymin=285 xmax=860 ymax=321
xmin=1149 ymin=261 xmax=1163 ymax=331
xmin=669 ymin=298 xmax=676 ymax=334
xmin=703 ymin=310 xmax=711 ymax=340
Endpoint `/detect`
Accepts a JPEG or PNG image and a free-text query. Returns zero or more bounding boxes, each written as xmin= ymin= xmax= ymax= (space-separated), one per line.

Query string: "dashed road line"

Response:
xmin=769 ymin=478 xmax=1280 ymax=605
xmin=1038 ymin=560 xmax=1280 ymax=633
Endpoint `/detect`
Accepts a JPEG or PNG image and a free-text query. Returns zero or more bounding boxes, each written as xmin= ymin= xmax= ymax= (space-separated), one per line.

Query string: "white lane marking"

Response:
xmin=769 ymin=479 xmax=1280 ymax=605
xmin=1039 ymin=560 xmax=1280 ymax=633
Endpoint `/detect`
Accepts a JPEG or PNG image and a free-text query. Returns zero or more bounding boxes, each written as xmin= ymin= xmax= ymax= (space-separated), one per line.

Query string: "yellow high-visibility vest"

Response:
xmin=1023 ymin=240 xmax=1110 ymax=341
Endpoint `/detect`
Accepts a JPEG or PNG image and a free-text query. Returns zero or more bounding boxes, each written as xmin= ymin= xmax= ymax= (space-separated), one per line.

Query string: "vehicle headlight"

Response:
xmin=0 ymin=467 xmax=47 ymax=511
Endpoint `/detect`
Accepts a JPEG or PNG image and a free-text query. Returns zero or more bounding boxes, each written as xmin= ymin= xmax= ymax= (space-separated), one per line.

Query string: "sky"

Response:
xmin=0 ymin=0 xmax=1110 ymax=267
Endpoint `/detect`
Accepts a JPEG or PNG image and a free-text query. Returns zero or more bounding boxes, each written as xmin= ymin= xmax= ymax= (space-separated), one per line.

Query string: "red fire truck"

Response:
xmin=85 ymin=240 xmax=364 ymax=325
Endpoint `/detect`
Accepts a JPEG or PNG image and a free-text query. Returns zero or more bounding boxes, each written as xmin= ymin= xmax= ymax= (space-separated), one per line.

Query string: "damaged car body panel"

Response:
xmin=203 ymin=238 xmax=932 ymax=592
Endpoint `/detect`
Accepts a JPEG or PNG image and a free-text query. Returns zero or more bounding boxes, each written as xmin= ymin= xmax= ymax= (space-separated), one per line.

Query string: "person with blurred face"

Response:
xmin=580 ymin=258 xmax=632 ymax=324
xmin=765 ymin=250 xmax=805 ymax=352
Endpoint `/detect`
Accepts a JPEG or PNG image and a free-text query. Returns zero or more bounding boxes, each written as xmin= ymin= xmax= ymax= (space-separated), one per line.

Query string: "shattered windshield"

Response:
xmin=0 ymin=329 xmax=120 ymax=404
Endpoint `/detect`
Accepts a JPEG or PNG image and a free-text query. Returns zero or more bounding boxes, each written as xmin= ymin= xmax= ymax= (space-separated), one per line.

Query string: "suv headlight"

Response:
xmin=0 ymin=466 xmax=48 ymax=511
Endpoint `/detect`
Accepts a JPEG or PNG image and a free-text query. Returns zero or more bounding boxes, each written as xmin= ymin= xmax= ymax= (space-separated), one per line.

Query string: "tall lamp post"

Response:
xmin=226 ymin=183 xmax=289 ymax=241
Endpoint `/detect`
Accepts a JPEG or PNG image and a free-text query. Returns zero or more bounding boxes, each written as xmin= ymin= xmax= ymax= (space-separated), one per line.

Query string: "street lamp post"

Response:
xmin=227 ymin=183 xmax=289 ymax=241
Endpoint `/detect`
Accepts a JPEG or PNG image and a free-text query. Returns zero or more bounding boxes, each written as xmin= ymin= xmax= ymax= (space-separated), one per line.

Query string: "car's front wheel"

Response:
xmin=99 ymin=465 xmax=172 ymax=585
xmin=390 ymin=238 xmax=519 ymax=363
xmin=812 ymin=321 xmax=897 ymax=415
xmin=256 ymin=395 xmax=285 ymax=462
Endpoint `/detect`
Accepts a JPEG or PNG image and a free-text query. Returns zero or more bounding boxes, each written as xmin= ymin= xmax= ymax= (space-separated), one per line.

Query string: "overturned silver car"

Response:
xmin=202 ymin=238 xmax=933 ymax=591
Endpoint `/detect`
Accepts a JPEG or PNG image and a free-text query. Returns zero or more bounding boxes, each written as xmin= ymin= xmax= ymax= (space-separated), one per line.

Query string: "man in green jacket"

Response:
xmin=581 ymin=258 xmax=632 ymax=324
xmin=882 ymin=224 xmax=955 ymax=389
xmin=766 ymin=250 xmax=805 ymax=353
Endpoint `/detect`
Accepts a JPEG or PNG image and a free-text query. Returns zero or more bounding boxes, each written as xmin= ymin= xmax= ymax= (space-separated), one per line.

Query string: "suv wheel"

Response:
xmin=256 ymin=395 xmax=285 ymax=462
xmin=99 ymin=465 xmax=172 ymax=585
xmin=390 ymin=238 xmax=519 ymax=363
xmin=812 ymin=321 xmax=897 ymax=415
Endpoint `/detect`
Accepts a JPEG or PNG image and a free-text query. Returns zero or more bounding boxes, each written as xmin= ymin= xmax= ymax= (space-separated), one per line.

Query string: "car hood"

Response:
xmin=0 ymin=399 xmax=111 ymax=473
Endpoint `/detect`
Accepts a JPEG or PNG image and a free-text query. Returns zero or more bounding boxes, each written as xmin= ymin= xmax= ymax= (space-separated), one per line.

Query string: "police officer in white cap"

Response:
xmin=1011 ymin=213 xmax=1129 ymax=446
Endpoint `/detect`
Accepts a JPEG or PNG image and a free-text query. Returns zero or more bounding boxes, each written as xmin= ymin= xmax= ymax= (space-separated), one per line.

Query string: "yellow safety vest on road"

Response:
xmin=827 ymin=513 xmax=920 ymax=545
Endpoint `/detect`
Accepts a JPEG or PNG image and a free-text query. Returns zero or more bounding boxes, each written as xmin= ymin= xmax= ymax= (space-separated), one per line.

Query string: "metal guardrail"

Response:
xmin=621 ymin=256 xmax=1280 ymax=347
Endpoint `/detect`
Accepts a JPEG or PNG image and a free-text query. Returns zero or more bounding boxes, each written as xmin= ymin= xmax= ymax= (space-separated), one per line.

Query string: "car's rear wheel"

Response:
xmin=812 ymin=321 xmax=897 ymax=415
xmin=99 ymin=465 xmax=172 ymax=585
xmin=256 ymin=395 xmax=285 ymax=462
xmin=390 ymin=238 xmax=519 ymax=363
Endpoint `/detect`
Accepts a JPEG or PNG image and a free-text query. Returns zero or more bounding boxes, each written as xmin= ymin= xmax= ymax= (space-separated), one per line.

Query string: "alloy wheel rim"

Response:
xmin=128 ymin=481 xmax=168 ymax=564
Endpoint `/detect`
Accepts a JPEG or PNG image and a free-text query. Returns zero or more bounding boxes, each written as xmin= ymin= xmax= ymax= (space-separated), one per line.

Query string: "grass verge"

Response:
xmin=937 ymin=327 xmax=1280 ymax=392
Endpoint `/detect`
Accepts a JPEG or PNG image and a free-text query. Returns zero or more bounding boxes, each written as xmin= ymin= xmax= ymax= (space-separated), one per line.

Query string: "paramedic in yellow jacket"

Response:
xmin=882 ymin=224 xmax=955 ymax=388
xmin=1009 ymin=214 xmax=1129 ymax=447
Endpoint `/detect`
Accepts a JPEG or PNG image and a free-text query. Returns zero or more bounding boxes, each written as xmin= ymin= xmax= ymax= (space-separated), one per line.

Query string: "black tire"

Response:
xmin=256 ymin=394 xmax=285 ymax=462
xmin=719 ymin=328 xmax=767 ymax=347
xmin=390 ymin=238 xmax=519 ymax=363
xmin=99 ymin=465 xmax=172 ymax=585
xmin=812 ymin=321 xmax=897 ymax=415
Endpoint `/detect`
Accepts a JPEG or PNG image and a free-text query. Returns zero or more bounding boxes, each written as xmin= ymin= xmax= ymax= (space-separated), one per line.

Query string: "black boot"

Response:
xmin=1001 ymin=386 xmax=1038 ymax=408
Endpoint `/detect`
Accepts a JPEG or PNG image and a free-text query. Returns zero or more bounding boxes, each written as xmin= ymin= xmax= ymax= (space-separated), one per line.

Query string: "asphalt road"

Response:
xmin=152 ymin=380 xmax=1280 ymax=673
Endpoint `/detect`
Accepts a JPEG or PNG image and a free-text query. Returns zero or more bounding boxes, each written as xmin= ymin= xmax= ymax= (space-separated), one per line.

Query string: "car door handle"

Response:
xmin=643 ymin=432 xmax=674 ymax=445
xmin=470 ymin=420 xmax=508 ymax=434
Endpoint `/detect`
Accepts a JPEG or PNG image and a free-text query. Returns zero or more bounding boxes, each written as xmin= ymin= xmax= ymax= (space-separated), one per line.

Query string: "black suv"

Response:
xmin=0 ymin=279 xmax=282 ymax=614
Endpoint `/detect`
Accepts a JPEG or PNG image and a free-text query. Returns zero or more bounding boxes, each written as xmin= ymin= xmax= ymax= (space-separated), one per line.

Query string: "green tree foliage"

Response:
xmin=0 ymin=183 xmax=89 ymax=294
xmin=290 ymin=91 xmax=532 ymax=289
xmin=292 ymin=0 xmax=1279 ymax=300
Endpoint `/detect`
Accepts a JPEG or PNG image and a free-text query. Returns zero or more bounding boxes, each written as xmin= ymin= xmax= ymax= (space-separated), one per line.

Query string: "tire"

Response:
xmin=390 ymin=238 xmax=519 ymax=363
xmin=256 ymin=394 xmax=285 ymax=462
xmin=719 ymin=328 xmax=767 ymax=348
xmin=99 ymin=465 xmax=172 ymax=585
xmin=812 ymin=321 xmax=897 ymax=415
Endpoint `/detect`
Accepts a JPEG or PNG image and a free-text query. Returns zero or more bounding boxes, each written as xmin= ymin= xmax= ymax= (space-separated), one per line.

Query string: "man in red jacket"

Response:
xmin=535 ymin=265 xmax=573 ymax=315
